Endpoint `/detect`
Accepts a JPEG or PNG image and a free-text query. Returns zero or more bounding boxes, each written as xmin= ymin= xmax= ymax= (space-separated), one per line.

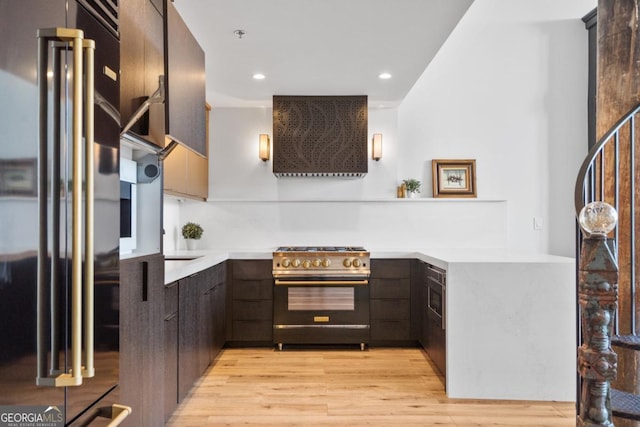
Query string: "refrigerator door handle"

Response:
xmin=82 ymin=38 xmax=96 ymax=379
xmin=36 ymin=28 xmax=94 ymax=388
xmin=106 ymin=404 xmax=133 ymax=426
xmin=77 ymin=404 xmax=132 ymax=426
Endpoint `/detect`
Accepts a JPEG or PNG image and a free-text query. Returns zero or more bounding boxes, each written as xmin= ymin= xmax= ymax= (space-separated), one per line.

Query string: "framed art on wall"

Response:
xmin=432 ymin=159 xmax=477 ymax=198
xmin=0 ymin=158 xmax=37 ymax=197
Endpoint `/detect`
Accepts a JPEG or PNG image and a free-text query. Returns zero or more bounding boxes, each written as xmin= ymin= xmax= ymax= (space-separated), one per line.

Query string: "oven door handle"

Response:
xmin=275 ymin=279 xmax=369 ymax=286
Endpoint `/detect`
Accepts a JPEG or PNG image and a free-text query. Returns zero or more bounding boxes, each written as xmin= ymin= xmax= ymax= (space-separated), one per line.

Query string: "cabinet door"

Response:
xmin=163 ymin=104 xmax=210 ymax=200
xmin=209 ymin=262 xmax=226 ymax=361
xmin=163 ymin=282 xmax=178 ymax=423
xmin=178 ymin=274 xmax=200 ymax=402
xmin=211 ymin=279 xmax=226 ymax=359
xmin=164 ymin=0 xmax=206 ymax=155
xmin=120 ymin=253 xmax=165 ymax=427
xmin=120 ymin=0 xmax=164 ymax=147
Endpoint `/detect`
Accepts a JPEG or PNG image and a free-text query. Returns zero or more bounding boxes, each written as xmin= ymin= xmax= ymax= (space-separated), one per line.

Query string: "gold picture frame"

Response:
xmin=432 ymin=159 xmax=476 ymax=198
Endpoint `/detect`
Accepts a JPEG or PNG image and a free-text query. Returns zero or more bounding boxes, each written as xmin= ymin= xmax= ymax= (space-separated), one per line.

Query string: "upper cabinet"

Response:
xmin=164 ymin=103 xmax=210 ymax=200
xmin=164 ymin=0 xmax=207 ymax=156
xmin=120 ymin=0 xmax=207 ymax=156
xmin=120 ymin=0 xmax=165 ymax=148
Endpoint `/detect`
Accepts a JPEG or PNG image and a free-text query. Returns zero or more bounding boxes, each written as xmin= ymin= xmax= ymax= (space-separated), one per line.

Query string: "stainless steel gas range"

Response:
xmin=272 ymin=246 xmax=371 ymax=350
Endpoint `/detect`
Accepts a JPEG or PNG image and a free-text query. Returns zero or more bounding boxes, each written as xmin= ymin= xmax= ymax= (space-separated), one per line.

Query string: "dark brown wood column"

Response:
xmin=597 ymin=1 xmax=640 ymax=425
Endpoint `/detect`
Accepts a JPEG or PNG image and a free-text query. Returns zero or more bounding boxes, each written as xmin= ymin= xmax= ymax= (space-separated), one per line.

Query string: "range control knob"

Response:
xmin=353 ymin=259 xmax=362 ymax=268
xmin=303 ymin=260 xmax=312 ymax=269
xmin=292 ymin=259 xmax=301 ymax=268
xmin=282 ymin=258 xmax=291 ymax=268
xmin=312 ymin=259 xmax=321 ymax=267
xmin=343 ymin=258 xmax=352 ymax=268
xmin=322 ymin=259 xmax=331 ymax=268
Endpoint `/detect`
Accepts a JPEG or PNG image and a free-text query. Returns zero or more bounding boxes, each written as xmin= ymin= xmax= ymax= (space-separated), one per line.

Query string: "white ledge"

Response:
xmin=203 ymin=198 xmax=507 ymax=203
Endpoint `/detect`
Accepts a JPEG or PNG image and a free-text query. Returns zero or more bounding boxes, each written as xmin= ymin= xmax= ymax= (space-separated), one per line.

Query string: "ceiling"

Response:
xmin=172 ymin=0 xmax=474 ymax=108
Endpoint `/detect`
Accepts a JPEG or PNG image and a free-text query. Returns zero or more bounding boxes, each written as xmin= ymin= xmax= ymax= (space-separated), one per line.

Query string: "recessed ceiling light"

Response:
xmin=378 ymin=72 xmax=392 ymax=80
xmin=253 ymin=73 xmax=266 ymax=80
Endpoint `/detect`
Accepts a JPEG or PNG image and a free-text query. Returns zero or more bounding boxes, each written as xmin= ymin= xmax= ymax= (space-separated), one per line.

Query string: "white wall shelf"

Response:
xmin=203 ymin=198 xmax=507 ymax=203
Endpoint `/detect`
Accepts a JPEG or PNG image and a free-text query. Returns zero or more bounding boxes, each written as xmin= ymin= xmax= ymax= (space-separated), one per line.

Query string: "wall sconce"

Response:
xmin=372 ymin=133 xmax=383 ymax=161
xmin=259 ymin=134 xmax=270 ymax=161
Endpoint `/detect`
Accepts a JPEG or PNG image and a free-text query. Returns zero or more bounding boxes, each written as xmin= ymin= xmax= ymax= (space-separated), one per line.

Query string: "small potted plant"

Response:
xmin=403 ymin=179 xmax=421 ymax=198
xmin=182 ymin=222 xmax=204 ymax=250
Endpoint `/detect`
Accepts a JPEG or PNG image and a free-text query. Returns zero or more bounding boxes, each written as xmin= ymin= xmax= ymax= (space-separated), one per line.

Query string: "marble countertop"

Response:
xmin=163 ymin=247 xmax=574 ymax=285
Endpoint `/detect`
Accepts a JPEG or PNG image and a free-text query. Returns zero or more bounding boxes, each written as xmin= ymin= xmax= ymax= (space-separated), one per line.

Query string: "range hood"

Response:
xmin=272 ymin=96 xmax=368 ymax=177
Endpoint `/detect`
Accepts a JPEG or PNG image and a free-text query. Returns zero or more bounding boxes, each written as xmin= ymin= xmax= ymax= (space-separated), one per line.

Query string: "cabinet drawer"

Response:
xmin=233 ymin=300 xmax=273 ymax=320
xmin=370 ymin=259 xmax=411 ymax=278
xmin=371 ymin=299 xmax=410 ymax=320
xmin=233 ymin=279 xmax=273 ymax=300
xmin=370 ymin=278 xmax=410 ymax=299
xmin=232 ymin=320 xmax=273 ymax=341
xmin=232 ymin=260 xmax=272 ymax=280
xmin=371 ymin=319 xmax=411 ymax=341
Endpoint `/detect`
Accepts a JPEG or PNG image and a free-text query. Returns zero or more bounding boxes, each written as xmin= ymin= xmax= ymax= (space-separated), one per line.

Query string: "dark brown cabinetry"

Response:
xmin=418 ymin=261 xmax=446 ymax=377
xmin=165 ymin=262 xmax=227 ymax=410
xmin=198 ymin=263 xmax=226 ymax=371
xmin=228 ymin=260 xmax=273 ymax=345
xmin=120 ymin=0 xmax=165 ymax=147
xmin=164 ymin=103 xmax=210 ymax=200
xmin=120 ymin=254 xmax=165 ymax=427
xmin=370 ymin=259 xmax=412 ymax=345
xmin=163 ymin=280 xmax=178 ymax=423
xmin=164 ymin=0 xmax=206 ymax=155
xmin=178 ymin=273 xmax=200 ymax=401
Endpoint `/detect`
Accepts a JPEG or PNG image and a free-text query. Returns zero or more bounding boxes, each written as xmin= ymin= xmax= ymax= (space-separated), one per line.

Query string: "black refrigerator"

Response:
xmin=0 ymin=1 xmax=126 ymax=425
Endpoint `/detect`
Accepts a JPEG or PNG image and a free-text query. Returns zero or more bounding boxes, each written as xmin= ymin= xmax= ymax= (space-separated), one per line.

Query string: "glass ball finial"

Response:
xmin=579 ymin=201 xmax=617 ymax=236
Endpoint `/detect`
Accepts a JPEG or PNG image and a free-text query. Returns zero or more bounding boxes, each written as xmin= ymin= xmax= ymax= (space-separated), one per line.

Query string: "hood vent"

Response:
xmin=273 ymin=96 xmax=368 ymax=178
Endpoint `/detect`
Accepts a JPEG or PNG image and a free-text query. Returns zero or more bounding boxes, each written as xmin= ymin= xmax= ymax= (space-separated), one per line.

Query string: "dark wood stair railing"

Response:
xmin=575 ymin=101 xmax=640 ymax=425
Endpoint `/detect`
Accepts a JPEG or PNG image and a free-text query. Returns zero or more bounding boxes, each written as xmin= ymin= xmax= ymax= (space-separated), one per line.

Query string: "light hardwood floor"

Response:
xmin=166 ymin=347 xmax=575 ymax=427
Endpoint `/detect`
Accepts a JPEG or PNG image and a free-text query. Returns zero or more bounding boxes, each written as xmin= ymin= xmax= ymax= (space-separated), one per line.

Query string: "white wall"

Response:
xmin=164 ymin=0 xmax=595 ymax=255
xmin=165 ymin=198 xmax=508 ymax=251
xmin=209 ymin=107 xmax=400 ymax=200
xmin=398 ymin=0 xmax=594 ymax=256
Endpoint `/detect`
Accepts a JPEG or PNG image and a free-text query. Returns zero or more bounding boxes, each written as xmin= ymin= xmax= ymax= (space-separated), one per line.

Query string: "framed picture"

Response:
xmin=0 ymin=158 xmax=38 ymax=197
xmin=432 ymin=159 xmax=477 ymax=198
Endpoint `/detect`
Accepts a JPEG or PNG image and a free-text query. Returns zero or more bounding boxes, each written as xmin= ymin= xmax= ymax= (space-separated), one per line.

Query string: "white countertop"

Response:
xmin=163 ymin=247 xmax=574 ymax=284
xmin=162 ymin=246 xmax=576 ymax=402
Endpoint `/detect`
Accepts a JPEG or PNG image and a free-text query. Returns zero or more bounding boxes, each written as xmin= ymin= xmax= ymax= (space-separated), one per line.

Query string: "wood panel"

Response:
xmin=178 ymin=274 xmax=201 ymax=401
xmin=163 ymin=281 xmax=179 ymax=423
xmin=164 ymin=0 xmax=206 ymax=155
xmin=120 ymin=253 xmax=165 ymax=427
xmin=166 ymin=348 xmax=575 ymax=427
xmin=596 ymin=0 xmax=640 ymax=413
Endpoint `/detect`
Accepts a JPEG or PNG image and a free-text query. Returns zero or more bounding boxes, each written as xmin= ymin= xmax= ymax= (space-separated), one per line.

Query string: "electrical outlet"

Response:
xmin=533 ymin=217 xmax=543 ymax=230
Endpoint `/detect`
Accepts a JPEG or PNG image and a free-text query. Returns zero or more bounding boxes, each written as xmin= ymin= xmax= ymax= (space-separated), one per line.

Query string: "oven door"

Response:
xmin=273 ymin=277 xmax=370 ymax=347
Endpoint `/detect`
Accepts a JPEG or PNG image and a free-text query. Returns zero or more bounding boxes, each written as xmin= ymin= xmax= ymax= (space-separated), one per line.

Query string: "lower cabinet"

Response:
xmin=418 ymin=261 xmax=447 ymax=377
xmin=178 ymin=273 xmax=200 ymax=401
xmin=228 ymin=260 xmax=273 ymax=345
xmin=164 ymin=262 xmax=227 ymax=423
xmin=120 ymin=253 xmax=165 ymax=427
xmin=370 ymin=259 xmax=412 ymax=344
xmin=163 ymin=281 xmax=178 ymax=423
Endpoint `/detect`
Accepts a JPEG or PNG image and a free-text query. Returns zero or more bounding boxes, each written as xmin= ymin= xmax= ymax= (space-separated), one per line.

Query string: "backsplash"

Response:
xmin=163 ymin=198 xmax=508 ymax=251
